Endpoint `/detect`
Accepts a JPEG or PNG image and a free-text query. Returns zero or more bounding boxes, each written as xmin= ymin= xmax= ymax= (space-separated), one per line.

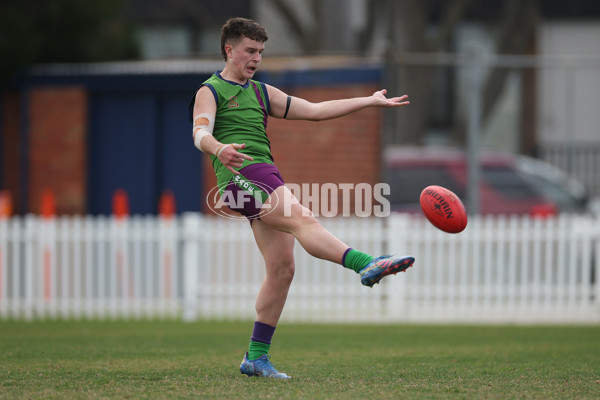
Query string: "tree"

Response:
xmin=0 ymin=0 xmax=139 ymax=81
xmin=450 ymin=0 xmax=540 ymax=149
xmin=263 ymin=0 xmax=540 ymax=147
xmin=382 ymin=0 xmax=473 ymax=145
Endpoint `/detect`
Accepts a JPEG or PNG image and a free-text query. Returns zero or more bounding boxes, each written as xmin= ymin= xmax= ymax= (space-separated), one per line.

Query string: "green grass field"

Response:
xmin=0 ymin=320 xmax=598 ymax=399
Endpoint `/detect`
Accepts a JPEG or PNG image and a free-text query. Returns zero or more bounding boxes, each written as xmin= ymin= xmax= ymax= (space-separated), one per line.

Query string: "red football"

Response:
xmin=419 ymin=185 xmax=468 ymax=233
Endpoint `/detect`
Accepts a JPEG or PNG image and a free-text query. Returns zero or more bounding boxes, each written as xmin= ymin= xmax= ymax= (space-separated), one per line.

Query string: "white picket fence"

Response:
xmin=1 ymin=213 xmax=599 ymax=323
xmin=0 ymin=215 xmax=180 ymax=320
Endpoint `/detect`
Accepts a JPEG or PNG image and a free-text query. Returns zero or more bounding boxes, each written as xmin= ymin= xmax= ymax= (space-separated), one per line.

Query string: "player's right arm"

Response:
xmin=192 ymin=86 xmax=252 ymax=175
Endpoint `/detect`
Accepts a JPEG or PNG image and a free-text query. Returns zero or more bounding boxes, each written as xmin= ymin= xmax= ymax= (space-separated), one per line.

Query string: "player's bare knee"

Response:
xmin=280 ymin=263 xmax=295 ymax=285
xmin=293 ymin=206 xmax=319 ymax=229
xmin=267 ymin=259 xmax=295 ymax=285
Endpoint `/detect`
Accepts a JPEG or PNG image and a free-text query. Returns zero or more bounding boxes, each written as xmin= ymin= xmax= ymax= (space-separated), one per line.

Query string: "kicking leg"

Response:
xmin=259 ymin=185 xmax=415 ymax=286
xmin=259 ymin=185 xmax=350 ymax=264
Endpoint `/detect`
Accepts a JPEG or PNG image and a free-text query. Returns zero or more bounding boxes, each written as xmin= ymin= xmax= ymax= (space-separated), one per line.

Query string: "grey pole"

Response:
xmin=466 ymin=47 xmax=485 ymax=215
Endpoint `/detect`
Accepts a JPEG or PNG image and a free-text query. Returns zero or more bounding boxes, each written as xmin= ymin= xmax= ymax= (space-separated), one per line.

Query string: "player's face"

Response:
xmin=226 ymin=37 xmax=265 ymax=81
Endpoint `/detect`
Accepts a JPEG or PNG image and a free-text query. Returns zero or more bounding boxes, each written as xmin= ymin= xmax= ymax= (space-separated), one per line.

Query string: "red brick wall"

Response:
xmin=28 ymin=86 xmax=87 ymax=215
xmin=1 ymin=92 xmax=21 ymax=213
xmin=270 ymin=85 xmax=381 ymax=184
xmin=203 ymin=84 xmax=383 ymax=216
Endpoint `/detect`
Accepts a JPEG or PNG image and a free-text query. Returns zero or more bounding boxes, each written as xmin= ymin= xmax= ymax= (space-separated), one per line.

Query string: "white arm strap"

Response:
xmin=193 ymin=113 xmax=215 ymax=152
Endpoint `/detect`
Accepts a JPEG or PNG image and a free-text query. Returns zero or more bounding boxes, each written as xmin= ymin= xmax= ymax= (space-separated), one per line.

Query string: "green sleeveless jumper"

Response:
xmin=201 ymin=72 xmax=273 ymax=190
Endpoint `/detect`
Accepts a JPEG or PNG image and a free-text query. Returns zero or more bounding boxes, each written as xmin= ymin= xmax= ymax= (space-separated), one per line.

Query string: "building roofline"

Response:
xmin=29 ymin=59 xmax=225 ymax=76
xmin=28 ymin=55 xmax=383 ymax=77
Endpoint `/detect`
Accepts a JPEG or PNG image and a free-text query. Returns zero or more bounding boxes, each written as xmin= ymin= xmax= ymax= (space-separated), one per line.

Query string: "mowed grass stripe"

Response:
xmin=0 ymin=321 xmax=598 ymax=399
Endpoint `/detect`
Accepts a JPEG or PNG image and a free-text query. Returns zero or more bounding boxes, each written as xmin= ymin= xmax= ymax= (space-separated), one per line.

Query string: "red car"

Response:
xmin=384 ymin=147 xmax=563 ymax=216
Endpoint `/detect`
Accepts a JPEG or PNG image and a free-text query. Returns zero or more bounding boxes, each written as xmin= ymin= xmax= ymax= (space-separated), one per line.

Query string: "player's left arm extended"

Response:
xmin=267 ymin=85 xmax=409 ymax=121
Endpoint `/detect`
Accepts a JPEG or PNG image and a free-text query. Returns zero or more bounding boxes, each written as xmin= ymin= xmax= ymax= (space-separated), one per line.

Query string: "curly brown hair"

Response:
xmin=220 ymin=17 xmax=268 ymax=61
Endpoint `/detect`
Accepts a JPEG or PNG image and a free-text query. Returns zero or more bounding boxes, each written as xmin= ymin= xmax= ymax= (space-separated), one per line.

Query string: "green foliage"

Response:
xmin=0 ymin=320 xmax=599 ymax=399
xmin=0 ymin=0 xmax=139 ymax=80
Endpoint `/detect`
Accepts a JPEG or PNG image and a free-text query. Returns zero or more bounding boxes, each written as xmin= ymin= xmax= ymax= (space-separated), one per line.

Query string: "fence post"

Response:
xmin=72 ymin=215 xmax=82 ymax=318
xmin=24 ymin=215 xmax=35 ymax=321
xmin=386 ymin=213 xmax=410 ymax=321
xmin=0 ymin=216 xmax=6 ymax=318
xmin=594 ymin=215 xmax=600 ymax=311
xmin=0 ymin=195 xmax=10 ymax=316
xmin=159 ymin=190 xmax=177 ymax=316
xmin=40 ymin=189 xmax=57 ymax=318
xmin=182 ymin=213 xmax=201 ymax=322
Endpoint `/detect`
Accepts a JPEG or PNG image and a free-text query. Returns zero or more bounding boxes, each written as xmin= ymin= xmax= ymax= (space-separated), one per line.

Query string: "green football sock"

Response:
xmin=342 ymin=248 xmax=374 ymax=273
xmin=248 ymin=341 xmax=271 ymax=361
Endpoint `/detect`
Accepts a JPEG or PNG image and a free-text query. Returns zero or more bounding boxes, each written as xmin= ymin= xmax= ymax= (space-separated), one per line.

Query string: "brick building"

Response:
xmin=1 ymin=58 xmax=388 ymax=216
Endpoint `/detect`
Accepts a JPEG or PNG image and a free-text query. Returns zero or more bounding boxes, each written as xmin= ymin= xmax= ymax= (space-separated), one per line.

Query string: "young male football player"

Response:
xmin=190 ymin=17 xmax=414 ymax=379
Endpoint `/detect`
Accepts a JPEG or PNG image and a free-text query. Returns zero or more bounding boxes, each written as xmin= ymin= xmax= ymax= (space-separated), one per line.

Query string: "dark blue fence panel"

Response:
xmin=88 ymin=90 xmax=203 ymax=215
xmin=88 ymin=93 xmax=159 ymax=215
xmin=159 ymin=94 xmax=203 ymax=213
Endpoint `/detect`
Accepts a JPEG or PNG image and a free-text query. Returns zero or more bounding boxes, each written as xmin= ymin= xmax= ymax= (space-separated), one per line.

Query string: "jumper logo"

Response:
xmin=424 ymin=188 xmax=454 ymax=219
xmin=233 ymin=175 xmax=255 ymax=194
xmin=226 ymin=96 xmax=239 ymax=108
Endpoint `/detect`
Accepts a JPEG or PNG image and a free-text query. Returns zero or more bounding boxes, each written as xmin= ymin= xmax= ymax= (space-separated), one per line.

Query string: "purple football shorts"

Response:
xmin=222 ymin=163 xmax=285 ymax=222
